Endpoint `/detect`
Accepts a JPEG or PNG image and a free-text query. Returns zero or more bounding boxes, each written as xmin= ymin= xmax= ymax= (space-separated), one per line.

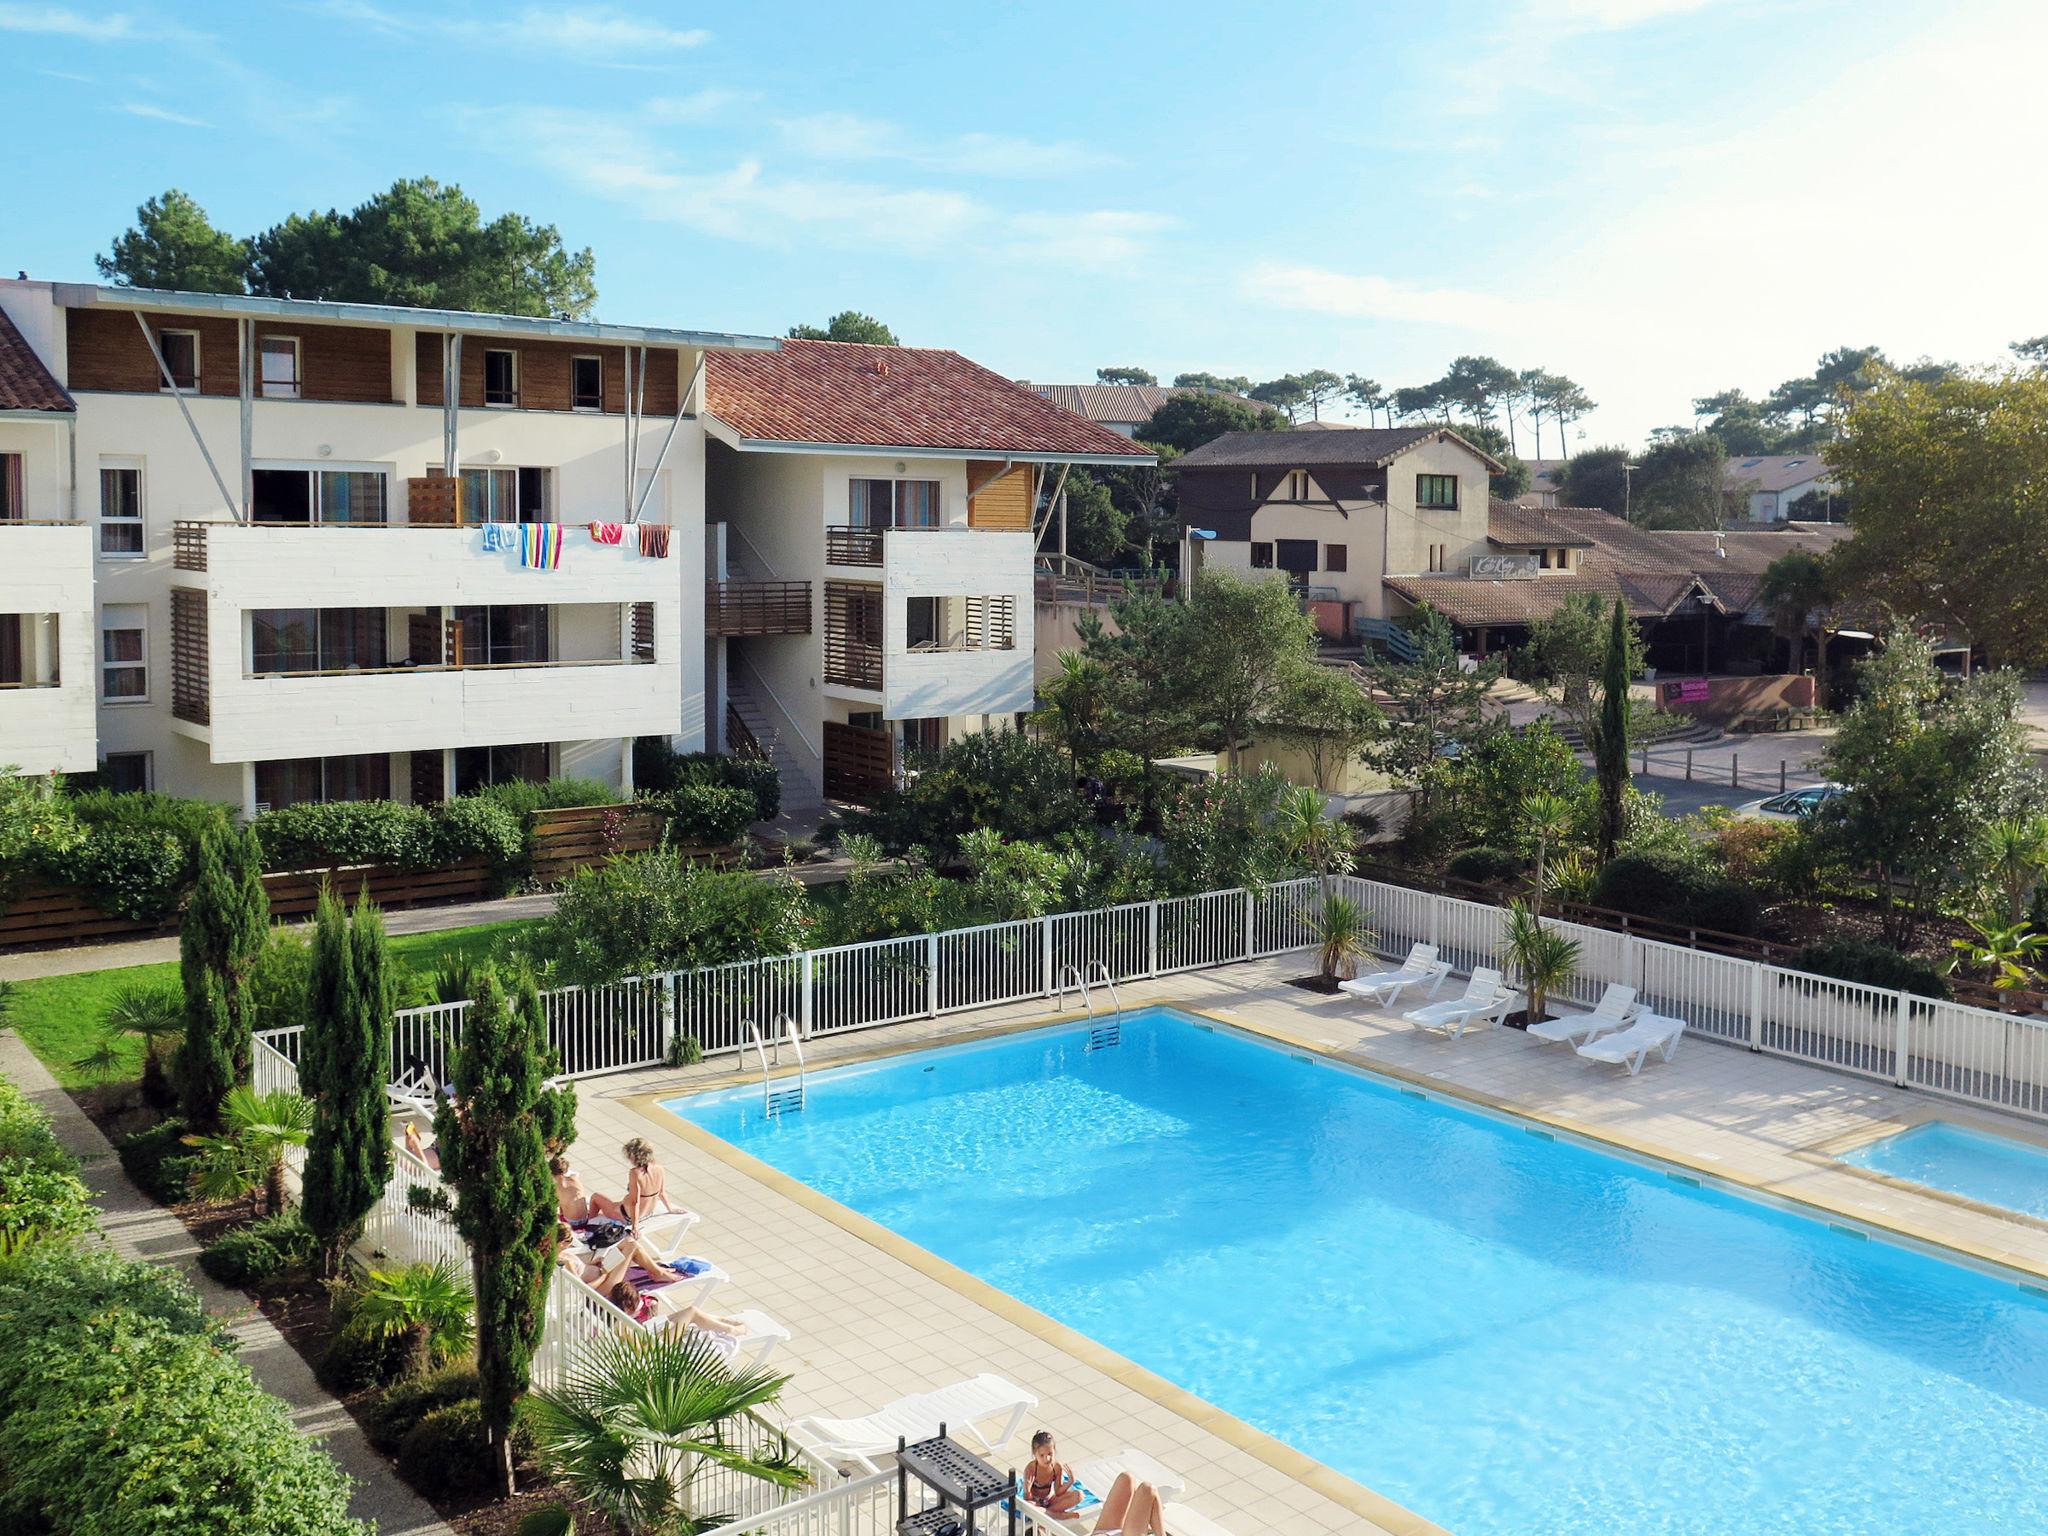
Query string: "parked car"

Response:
xmin=1736 ymin=783 xmax=1843 ymax=821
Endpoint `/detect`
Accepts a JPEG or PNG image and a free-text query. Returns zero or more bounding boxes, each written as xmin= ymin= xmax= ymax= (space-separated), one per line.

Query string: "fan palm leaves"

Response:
xmin=184 ymin=1085 xmax=313 ymax=1217
xmin=350 ymin=1258 xmax=476 ymax=1376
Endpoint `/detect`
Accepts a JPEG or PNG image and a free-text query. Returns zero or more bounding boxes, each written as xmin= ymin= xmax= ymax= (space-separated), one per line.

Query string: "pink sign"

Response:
xmin=1680 ymin=678 xmax=1711 ymax=702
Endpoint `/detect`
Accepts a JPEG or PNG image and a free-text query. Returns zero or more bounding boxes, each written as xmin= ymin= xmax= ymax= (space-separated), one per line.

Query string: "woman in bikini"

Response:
xmin=553 ymin=1221 xmax=687 ymax=1290
xmin=619 ymin=1138 xmax=676 ymax=1229
xmin=606 ymin=1279 xmax=751 ymax=1344
xmin=552 ymin=1154 xmax=625 ymax=1225
xmin=1090 ymin=1472 xmax=1169 ymax=1536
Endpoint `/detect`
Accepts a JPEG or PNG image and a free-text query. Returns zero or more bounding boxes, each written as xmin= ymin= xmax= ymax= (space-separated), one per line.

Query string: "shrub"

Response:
xmin=476 ymin=777 xmax=619 ymax=816
xmin=60 ymin=825 xmax=189 ymax=921
xmin=364 ymin=1362 xmax=484 ymax=1450
xmin=117 ymin=1117 xmax=199 ymax=1204
xmin=425 ymin=795 xmax=527 ymax=878
xmin=199 ymin=1209 xmax=318 ymax=1287
xmin=1796 ymin=939 xmax=1951 ymax=999
xmin=657 ymin=780 xmax=759 ymax=846
xmin=396 ymin=1398 xmax=529 ymax=1497
xmin=681 ymin=752 xmax=782 ymax=823
xmin=852 ymin=731 xmax=1087 ymax=854
xmin=249 ymin=926 xmax=314 ymax=1036
xmin=1447 ymin=846 xmax=1524 ymax=885
xmin=254 ymin=799 xmax=433 ymax=871
xmin=320 ymin=1314 xmax=417 ymax=1393
xmin=69 ymin=789 xmax=229 ymax=882
xmin=518 ymin=1505 xmax=577 ymax=1536
xmin=1156 ymin=767 xmax=1294 ymax=895
xmin=0 ymin=1246 xmax=361 ymax=1536
xmin=1590 ymin=849 xmax=1760 ymax=936
xmin=0 ymin=1072 xmax=70 ymax=1170
xmin=0 ymin=1158 xmax=97 ymax=1245
xmin=528 ymin=852 xmax=812 ymax=986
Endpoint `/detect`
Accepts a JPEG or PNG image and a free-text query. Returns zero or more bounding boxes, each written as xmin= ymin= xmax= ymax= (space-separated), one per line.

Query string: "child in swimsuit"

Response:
xmin=1024 ymin=1430 xmax=1083 ymax=1517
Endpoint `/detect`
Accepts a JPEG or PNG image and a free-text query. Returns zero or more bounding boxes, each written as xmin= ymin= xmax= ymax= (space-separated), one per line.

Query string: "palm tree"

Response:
xmin=1500 ymin=900 xmax=1581 ymax=1026
xmin=184 ymin=1085 xmax=313 ymax=1217
xmin=1521 ymin=792 xmax=1575 ymax=919
xmin=1275 ymin=784 xmax=1355 ymax=894
xmin=1310 ymin=894 xmax=1376 ymax=985
xmin=1980 ymin=815 xmax=2048 ymax=926
xmin=528 ymin=1330 xmax=808 ymax=1534
xmin=103 ymin=980 xmax=184 ymax=1106
xmin=350 ymin=1258 xmax=477 ymax=1377
xmin=1757 ymin=550 xmax=1838 ymax=709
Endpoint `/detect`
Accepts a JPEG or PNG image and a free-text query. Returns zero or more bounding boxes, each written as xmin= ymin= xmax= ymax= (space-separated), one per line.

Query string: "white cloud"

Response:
xmin=307 ymin=1 xmax=707 ymax=62
xmin=0 ymin=4 xmax=138 ymax=39
xmin=776 ymin=113 xmax=1113 ymax=177
xmin=121 ymin=101 xmax=208 ymax=127
xmin=1240 ymin=262 xmax=1529 ymax=331
xmin=1521 ymin=0 xmax=1721 ymax=32
xmin=646 ymin=88 xmax=746 ymax=123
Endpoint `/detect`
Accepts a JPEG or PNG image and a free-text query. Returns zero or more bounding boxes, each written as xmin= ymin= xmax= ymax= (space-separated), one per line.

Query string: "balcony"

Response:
xmin=705 ymin=580 xmax=812 ymax=637
xmin=0 ymin=522 xmax=96 ymax=774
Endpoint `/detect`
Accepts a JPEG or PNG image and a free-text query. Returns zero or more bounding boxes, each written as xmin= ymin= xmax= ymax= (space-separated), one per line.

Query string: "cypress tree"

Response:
xmin=301 ymin=886 xmax=394 ymax=1270
xmin=435 ymin=965 xmax=567 ymax=1496
xmin=178 ymin=824 xmax=270 ymax=1129
xmin=1594 ymin=599 xmax=1631 ymax=864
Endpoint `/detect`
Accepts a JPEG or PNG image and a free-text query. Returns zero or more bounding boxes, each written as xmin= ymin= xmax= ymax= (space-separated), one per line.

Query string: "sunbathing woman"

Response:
xmin=401 ymin=1120 xmax=440 ymax=1171
xmin=552 ymin=1154 xmax=625 ymax=1224
xmin=553 ymin=1220 xmax=693 ymax=1289
xmin=1091 ymin=1472 xmax=1169 ymax=1536
xmin=607 ymin=1278 xmax=750 ymax=1342
xmin=620 ymin=1137 xmax=678 ymax=1229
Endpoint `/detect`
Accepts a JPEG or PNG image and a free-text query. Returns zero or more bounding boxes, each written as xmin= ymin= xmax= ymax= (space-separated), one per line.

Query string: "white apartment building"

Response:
xmin=0 ymin=283 xmax=1149 ymax=814
xmin=0 ymin=278 xmax=779 ymax=814
xmin=703 ymin=339 xmax=1152 ymax=804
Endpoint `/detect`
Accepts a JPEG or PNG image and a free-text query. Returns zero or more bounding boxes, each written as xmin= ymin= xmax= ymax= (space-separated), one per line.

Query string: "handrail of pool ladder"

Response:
xmin=1053 ymin=964 xmax=1096 ymax=1021
xmin=743 ymin=1016 xmax=807 ymax=1117
xmin=776 ymin=1012 xmax=807 ymax=1108
xmin=1085 ymin=960 xmax=1122 ymax=1014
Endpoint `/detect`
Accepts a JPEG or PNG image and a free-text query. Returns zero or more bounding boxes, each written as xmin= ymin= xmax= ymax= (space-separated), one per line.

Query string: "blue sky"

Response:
xmin=3 ymin=0 xmax=2043 ymax=447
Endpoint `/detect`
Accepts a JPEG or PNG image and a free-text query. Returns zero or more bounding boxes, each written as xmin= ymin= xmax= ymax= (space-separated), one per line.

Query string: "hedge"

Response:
xmin=0 ymin=1248 xmax=366 ymax=1536
xmin=1796 ymin=939 xmax=1951 ymax=1000
xmin=653 ymin=781 xmax=760 ymax=846
xmin=251 ymin=795 xmax=525 ymax=879
xmin=0 ymin=1069 xmax=96 ymax=1244
xmin=635 ymin=741 xmax=781 ymax=824
xmin=1589 ymin=849 xmax=1760 ymax=937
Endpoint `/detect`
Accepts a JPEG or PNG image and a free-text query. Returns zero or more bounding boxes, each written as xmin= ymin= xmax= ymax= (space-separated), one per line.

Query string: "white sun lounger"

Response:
xmin=636 ymin=1205 xmax=703 ymax=1261
xmin=1338 ymin=943 xmax=1452 ymax=1007
xmin=681 ymin=1306 xmax=790 ymax=1370
xmin=1162 ymin=1502 xmax=1239 ymax=1536
xmin=1018 ymin=1448 xmax=1189 ymax=1532
xmin=789 ymin=1373 xmax=1040 ymax=1474
xmin=1527 ymin=984 xmax=1639 ymax=1046
xmin=1403 ymin=966 xmax=1517 ymax=1038
xmin=384 ymin=1062 xmax=440 ymax=1120
xmin=1575 ymin=1012 xmax=1687 ymax=1075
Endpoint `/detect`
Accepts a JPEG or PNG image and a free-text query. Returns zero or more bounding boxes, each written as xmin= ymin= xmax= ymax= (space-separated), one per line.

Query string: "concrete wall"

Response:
xmin=0 ymin=524 xmax=97 ymax=774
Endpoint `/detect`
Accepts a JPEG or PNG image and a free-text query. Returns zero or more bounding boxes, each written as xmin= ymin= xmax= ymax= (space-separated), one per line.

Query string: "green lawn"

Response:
xmin=3 ymin=919 xmax=536 ymax=1091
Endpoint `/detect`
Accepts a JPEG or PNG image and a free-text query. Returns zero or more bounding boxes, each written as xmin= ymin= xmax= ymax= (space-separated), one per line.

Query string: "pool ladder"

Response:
xmin=1055 ymin=962 xmax=1123 ymax=1050
xmin=744 ymin=1013 xmax=807 ymax=1117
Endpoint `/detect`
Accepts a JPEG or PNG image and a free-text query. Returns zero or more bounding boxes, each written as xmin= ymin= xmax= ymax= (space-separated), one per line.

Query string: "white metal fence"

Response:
xmin=1344 ymin=876 xmax=2048 ymax=1120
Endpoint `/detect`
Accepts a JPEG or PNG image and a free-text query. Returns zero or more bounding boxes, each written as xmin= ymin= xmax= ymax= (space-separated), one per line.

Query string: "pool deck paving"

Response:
xmin=563 ymin=957 xmax=2048 ymax=1536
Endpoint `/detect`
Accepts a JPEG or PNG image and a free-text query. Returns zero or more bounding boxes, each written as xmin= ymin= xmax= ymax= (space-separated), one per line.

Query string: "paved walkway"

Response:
xmin=555 ymin=959 xmax=2048 ymax=1536
xmin=0 ymin=1031 xmax=454 ymax=1536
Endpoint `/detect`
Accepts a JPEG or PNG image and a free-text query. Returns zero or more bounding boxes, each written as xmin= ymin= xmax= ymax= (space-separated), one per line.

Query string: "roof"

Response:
xmin=0 ymin=308 xmax=73 ymax=413
xmin=1027 ymin=382 xmax=1269 ymax=427
xmin=47 ymin=280 xmax=779 ymax=352
xmin=1171 ymin=425 xmax=1504 ymax=473
xmin=707 ymin=339 xmax=1154 ymax=463
xmin=1488 ymin=501 xmax=1595 ymax=548
xmin=1725 ymin=454 xmax=1834 ymax=493
xmin=1387 ymin=509 xmax=1852 ymax=628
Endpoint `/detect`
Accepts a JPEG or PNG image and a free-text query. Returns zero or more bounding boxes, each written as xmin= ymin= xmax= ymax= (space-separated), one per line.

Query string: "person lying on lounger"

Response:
xmin=401 ymin=1120 xmax=440 ymax=1171
xmin=606 ymin=1278 xmax=750 ymax=1340
xmin=1091 ymin=1472 xmax=1168 ymax=1536
xmin=552 ymin=1154 xmax=625 ymax=1224
xmin=553 ymin=1220 xmax=697 ymax=1289
xmin=1024 ymin=1430 xmax=1084 ymax=1517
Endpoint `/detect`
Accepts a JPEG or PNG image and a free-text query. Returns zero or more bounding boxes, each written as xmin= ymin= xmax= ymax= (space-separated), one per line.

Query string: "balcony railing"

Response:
xmin=705 ymin=580 xmax=813 ymax=637
xmin=171 ymin=587 xmax=208 ymax=724
xmin=825 ymin=525 xmax=884 ymax=567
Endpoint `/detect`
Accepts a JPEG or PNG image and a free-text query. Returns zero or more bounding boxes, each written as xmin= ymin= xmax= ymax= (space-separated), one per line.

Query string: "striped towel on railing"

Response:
xmin=521 ymin=523 xmax=566 ymax=569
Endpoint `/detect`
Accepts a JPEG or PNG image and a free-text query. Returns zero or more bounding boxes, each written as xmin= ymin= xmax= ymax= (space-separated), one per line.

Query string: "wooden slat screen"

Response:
xmin=961 ymin=595 xmax=1016 ymax=650
xmin=823 ymin=581 xmax=883 ymax=690
xmin=630 ymin=602 xmax=656 ymax=660
xmin=823 ymin=720 xmax=895 ymax=802
xmin=171 ymin=521 xmax=209 ymax=571
xmin=170 ymin=587 xmax=208 ymax=725
xmin=704 ymin=581 xmax=812 ymax=636
xmin=825 ymin=526 xmax=884 ymax=567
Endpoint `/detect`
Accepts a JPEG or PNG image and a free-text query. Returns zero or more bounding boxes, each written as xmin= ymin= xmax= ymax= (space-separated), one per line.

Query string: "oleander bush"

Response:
xmin=0 ymin=1246 xmax=365 ymax=1536
xmin=528 ymin=851 xmax=811 ymax=986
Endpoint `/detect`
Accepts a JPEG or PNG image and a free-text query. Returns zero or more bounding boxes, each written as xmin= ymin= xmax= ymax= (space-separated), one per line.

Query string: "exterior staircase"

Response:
xmin=725 ymin=673 xmax=821 ymax=817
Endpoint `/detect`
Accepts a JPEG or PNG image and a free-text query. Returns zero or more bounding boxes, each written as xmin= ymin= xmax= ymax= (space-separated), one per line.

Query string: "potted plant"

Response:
xmin=1499 ymin=899 xmax=1581 ymax=1029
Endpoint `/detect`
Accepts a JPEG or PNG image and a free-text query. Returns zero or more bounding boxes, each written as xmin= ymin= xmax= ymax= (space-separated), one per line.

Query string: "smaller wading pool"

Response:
xmin=1840 ymin=1120 xmax=2048 ymax=1221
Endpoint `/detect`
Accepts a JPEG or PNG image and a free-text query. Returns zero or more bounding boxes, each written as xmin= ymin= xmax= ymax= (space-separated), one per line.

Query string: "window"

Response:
xmin=906 ymin=596 xmax=940 ymax=649
xmin=902 ymin=717 xmax=944 ymax=759
xmin=1417 ymin=474 xmax=1459 ymax=509
xmin=320 ymin=469 xmax=387 ymax=524
xmin=1250 ymin=542 xmax=1274 ymax=569
xmin=100 ymin=606 xmax=147 ymax=702
xmin=458 ymin=466 xmax=547 ymax=522
xmin=452 ymin=604 xmax=550 ymax=667
xmin=159 ymin=329 xmax=200 ymax=391
xmin=1539 ymin=548 xmax=1554 ymax=569
xmin=100 ymin=752 xmax=152 ymax=793
xmin=1427 ymin=543 xmax=1447 ymax=572
xmin=0 ymin=452 xmax=21 ymax=521
xmin=250 ymin=608 xmax=386 ymax=674
xmin=1325 ymin=543 xmax=1348 ymax=573
xmin=1284 ymin=470 xmax=1311 ymax=501
xmin=453 ymin=743 xmax=549 ymax=795
xmin=849 ymin=478 xmax=941 ymax=528
xmin=1275 ymin=538 xmax=1318 ymax=575
xmin=571 ymin=355 xmax=604 ymax=411
xmin=483 ymin=349 xmax=519 ymax=407
xmin=99 ymin=461 xmax=144 ymax=557
xmin=254 ymin=753 xmax=390 ymax=812
xmin=259 ymin=335 xmax=300 ymax=399
xmin=250 ymin=465 xmax=389 ymax=526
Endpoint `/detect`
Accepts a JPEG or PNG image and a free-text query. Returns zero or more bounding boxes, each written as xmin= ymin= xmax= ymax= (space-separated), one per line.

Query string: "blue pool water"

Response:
xmin=1841 ymin=1120 xmax=2048 ymax=1221
xmin=670 ymin=1009 xmax=2048 ymax=1536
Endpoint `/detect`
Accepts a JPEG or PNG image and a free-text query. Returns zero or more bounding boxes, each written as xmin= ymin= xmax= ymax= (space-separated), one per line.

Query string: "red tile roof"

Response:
xmin=706 ymin=339 xmax=1152 ymax=460
xmin=0 ymin=308 xmax=72 ymax=413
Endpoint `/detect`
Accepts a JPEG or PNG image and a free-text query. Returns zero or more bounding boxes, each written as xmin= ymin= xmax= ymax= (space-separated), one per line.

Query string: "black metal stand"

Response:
xmin=893 ymin=1425 xmax=1018 ymax=1536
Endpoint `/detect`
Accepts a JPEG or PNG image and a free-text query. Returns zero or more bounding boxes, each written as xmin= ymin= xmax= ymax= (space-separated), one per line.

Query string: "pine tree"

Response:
xmin=1593 ymin=600 xmax=1632 ymax=864
xmin=178 ymin=824 xmax=270 ymax=1129
xmin=301 ymin=886 xmax=394 ymax=1270
xmin=435 ymin=965 xmax=568 ymax=1495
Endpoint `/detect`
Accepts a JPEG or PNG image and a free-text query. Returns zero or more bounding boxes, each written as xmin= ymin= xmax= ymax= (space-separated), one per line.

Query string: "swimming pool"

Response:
xmin=1840 ymin=1119 xmax=2048 ymax=1221
xmin=669 ymin=1008 xmax=2048 ymax=1536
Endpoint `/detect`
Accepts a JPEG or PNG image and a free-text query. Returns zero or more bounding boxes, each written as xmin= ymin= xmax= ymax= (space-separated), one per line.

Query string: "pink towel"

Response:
xmin=589 ymin=522 xmax=624 ymax=545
